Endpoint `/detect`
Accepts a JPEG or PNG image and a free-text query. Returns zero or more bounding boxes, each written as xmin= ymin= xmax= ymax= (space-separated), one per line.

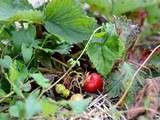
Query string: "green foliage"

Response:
xmin=107 ymin=62 xmax=147 ymax=105
xmin=69 ymin=97 xmax=92 ymax=114
xmin=0 ymin=55 xmax=12 ymax=69
xmin=112 ymin=0 xmax=159 ymax=15
xmin=45 ymin=0 xmax=96 ymax=43
xmin=40 ymin=98 xmax=59 ymax=117
xmin=7 ymin=61 xmax=28 ymax=97
xmin=82 ymin=0 xmax=112 ymax=15
xmin=9 ymin=94 xmax=41 ymax=119
xmin=11 ymin=25 xmax=36 ymax=50
xmin=25 ymin=94 xmax=41 ymax=119
xmin=9 ymin=101 xmax=25 ymax=119
xmin=0 ymin=113 xmax=9 ymax=120
xmin=84 ymin=0 xmax=160 ymax=15
xmin=0 ymin=0 xmax=159 ymax=119
xmin=146 ymin=4 xmax=160 ymax=24
xmin=87 ymin=23 xmax=124 ymax=76
xmin=31 ymin=73 xmax=51 ymax=88
xmin=21 ymin=44 xmax=33 ymax=63
xmin=0 ymin=0 xmax=43 ymax=23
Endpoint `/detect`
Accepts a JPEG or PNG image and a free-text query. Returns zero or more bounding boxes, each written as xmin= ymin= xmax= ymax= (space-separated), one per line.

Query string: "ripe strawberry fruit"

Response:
xmin=83 ymin=73 xmax=104 ymax=93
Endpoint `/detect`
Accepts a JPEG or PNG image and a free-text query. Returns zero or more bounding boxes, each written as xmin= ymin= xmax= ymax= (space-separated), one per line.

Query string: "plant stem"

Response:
xmin=0 ymin=91 xmax=14 ymax=103
xmin=116 ymin=44 xmax=160 ymax=106
xmin=38 ymin=26 xmax=103 ymax=98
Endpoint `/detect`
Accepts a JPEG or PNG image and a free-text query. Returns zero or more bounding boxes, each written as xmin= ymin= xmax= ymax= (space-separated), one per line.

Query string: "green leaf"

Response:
xmin=0 ymin=113 xmax=9 ymax=120
xmin=8 ymin=62 xmax=19 ymax=83
xmin=25 ymin=95 xmax=41 ymax=119
xmin=0 ymin=0 xmax=43 ymax=23
xmin=9 ymin=101 xmax=25 ymax=119
xmin=11 ymin=25 xmax=36 ymax=51
xmin=21 ymin=44 xmax=33 ymax=63
xmin=112 ymin=0 xmax=159 ymax=15
xmin=146 ymin=4 xmax=160 ymax=24
xmin=83 ymin=0 xmax=160 ymax=15
xmin=45 ymin=0 xmax=96 ymax=43
xmin=9 ymin=94 xmax=42 ymax=119
xmin=87 ymin=35 xmax=124 ymax=76
xmin=148 ymin=52 xmax=160 ymax=71
xmin=53 ymin=43 xmax=72 ymax=54
xmin=107 ymin=62 xmax=145 ymax=99
xmin=8 ymin=61 xmax=28 ymax=97
xmin=40 ymin=98 xmax=59 ymax=117
xmin=0 ymin=89 xmax=6 ymax=97
xmin=0 ymin=55 xmax=12 ymax=69
xmin=31 ymin=73 xmax=50 ymax=88
xmin=83 ymin=0 xmax=112 ymax=15
xmin=68 ymin=97 xmax=92 ymax=114
xmin=0 ymin=0 xmax=17 ymax=21
xmin=9 ymin=10 xmax=44 ymax=24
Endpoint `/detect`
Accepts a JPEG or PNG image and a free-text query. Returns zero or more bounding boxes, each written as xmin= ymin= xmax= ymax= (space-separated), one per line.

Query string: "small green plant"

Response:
xmin=0 ymin=0 xmax=160 ymax=119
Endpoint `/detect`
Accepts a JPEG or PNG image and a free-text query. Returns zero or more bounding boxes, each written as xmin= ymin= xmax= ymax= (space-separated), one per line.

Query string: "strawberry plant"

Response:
xmin=0 ymin=0 xmax=160 ymax=119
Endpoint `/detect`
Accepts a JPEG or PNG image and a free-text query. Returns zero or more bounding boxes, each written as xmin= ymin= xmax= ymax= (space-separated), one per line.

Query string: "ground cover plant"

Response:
xmin=0 ymin=0 xmax=160 ymax=119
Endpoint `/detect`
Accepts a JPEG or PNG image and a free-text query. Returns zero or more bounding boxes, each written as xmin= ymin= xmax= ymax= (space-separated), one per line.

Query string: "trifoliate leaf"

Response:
xmin=69 ymin=97 xmax=92 ymax=114
xmin=45 ymin=0 xmax=96 ymax=43
xmin=31 ymin=73 xmax=50 ymax=88
xmin=0 ymin=55 xmax=12 ymax=69
xmin=21 ymin=44 xmax=33 ymax=63
xmin=87 ymin=35 xmax=124 ymax=76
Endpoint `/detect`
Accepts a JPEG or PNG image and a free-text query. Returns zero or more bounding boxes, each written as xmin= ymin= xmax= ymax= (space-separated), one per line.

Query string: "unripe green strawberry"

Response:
xmin=55 ymin=84 xmax=66 ymax=94
xmin=62 ymin=89 xmax=70 ymax=98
